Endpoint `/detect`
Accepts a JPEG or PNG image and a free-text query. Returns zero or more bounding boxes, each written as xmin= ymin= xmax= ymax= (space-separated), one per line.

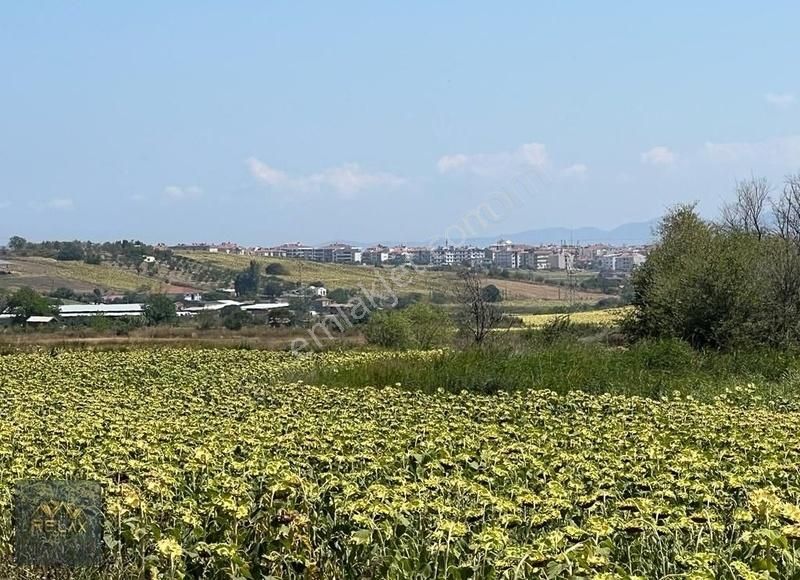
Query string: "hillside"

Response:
xmin=0 ymin=257 xmax=199 ymax=294
xmin=176 ymin=251 xmax=454 ymax=295
xmin=177 ymin=251 xmax=612 ymax=305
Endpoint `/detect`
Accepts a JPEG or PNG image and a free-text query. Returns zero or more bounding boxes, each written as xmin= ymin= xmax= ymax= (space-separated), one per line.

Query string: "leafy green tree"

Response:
xmin=7 ymin=287 xmax=56 ymax=322
xmin=623 ymin=204 xmax=763 ymax=349
xmin=142 ymin=294 xmax=177 ymax=326
xmin=220 ymin=305 xmax=251 ymax=330
xmin=481 ymin=284 xmax=502 ymax=303
xmin=234 ymin=260 xmax=260 ymax=297
xmin=56 ymin=241 xmax=84 ymax=261
xmin=263 ymin=277 xmax=288 ymax=298
xmin=363 ymin=310 xmax=413 ymax=348
xmin=8 ymin=236 xmax=27 ymax=251
xmin=403 ymin=303 xmax=451 ymax=348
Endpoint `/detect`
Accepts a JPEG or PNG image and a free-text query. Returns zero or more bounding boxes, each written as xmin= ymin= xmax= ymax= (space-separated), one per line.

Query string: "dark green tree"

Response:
xmin=234 ymin=260 xmax=260 ymax=297
xmin=56 ymin=241 xmax=84 ymax=261
xmin=142 ymin=294 xmax=177 ymax=326
xmin=220 ymin=305 xmax=251 ymax=330
xmin=8 ymin=236 xmax=27 ymax=251
xmin=481 ymin=284 xmax=502 ymax=303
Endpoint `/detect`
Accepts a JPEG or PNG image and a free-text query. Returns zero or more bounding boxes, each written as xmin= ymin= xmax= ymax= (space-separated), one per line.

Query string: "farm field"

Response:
xmin=1 ymin=348 xmax=800 ymax=578
xmin=177 ymin=251 xmax=456 ymax=295
xmin=0 ymin=257 xmax=186 ymax=294
xmin=522 ymin=306 xmax=632 ymax=327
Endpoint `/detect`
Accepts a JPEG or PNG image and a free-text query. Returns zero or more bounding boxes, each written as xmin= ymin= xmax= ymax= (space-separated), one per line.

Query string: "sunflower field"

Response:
xmin=522 ymin=307 xmax=632 ymax=328
xmin=2 ymin=349 xmax=800 ymax=578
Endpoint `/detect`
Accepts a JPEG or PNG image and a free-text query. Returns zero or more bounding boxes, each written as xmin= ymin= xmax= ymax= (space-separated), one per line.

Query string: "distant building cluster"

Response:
xmin=188 ymin=240 xmax=649 ymax=273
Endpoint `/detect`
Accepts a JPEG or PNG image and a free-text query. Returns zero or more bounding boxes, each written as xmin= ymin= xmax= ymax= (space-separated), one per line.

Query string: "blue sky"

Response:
xmin=2 ymin=2 xmax=800 ymax=245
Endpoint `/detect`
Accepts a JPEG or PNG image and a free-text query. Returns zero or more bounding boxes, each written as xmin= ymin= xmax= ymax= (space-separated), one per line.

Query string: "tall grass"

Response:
xmin=303 ymin=339 xmax=800 ymax=402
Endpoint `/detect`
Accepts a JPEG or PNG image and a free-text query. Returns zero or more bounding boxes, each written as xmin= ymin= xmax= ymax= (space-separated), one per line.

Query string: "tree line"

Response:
xmin=624 ymin=174 xmax=800 ymax=350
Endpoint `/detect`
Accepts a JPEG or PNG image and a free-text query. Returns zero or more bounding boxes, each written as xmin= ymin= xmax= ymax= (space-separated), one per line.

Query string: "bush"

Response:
xmin=403 ymin=303 xmax=451 ymax=348
xmin=363 ymin=310 xmax=412 ymax=348
xmin=220 ymin=306 xmax=252 ymax=330
xmin=265 ymin=263 xmax=289 ymax=276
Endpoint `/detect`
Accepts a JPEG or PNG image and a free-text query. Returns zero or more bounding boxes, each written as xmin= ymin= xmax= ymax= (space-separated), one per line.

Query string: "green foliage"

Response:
xmin=481 ymin=284 xmax=502 ymax=302
xmin=56 ymin=241 xmax=84 ymax=262
xmin=49 ymin=287 xmax=77 ymax=300
xmin=262 ymin=276 xmax=289 ymax=298
xmin=363 ymin=310 xmax=413 ymax=348
xmin=402 ymin=303 xmax=451 ymax=348
xmin=8 ymin=236 xmax=27 ymax=251
xmin=623 ymin=204 xmax=766 ymax=349
xmin=142 ymin=294 xmax=177 ymax=326
xmin=629 ymin=338 xmax=695 ymax=371
xmin=234 ymin=260 xmax=260 ymax=297
xmin=6 ymin=287 xmax=56 ymax=322
xmin=201 ymin=290 xmax=229 ymax=301
xmin=220 ymin=305 xmax=252 ymax=330
xmin=327 ymin=287 xmax=351 ymax=303
xmin=265 ymin=262 xmax=289 ymax=276
xmin=194 ymin=310 xmax=217 ymax=330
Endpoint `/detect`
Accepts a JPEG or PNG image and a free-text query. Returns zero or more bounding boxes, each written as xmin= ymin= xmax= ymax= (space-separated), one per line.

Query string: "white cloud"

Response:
xmin=436 ymin=142 xmax=551 ymax=178
xmin=765 ymin=92 xmax=795 ymax=108
xmin=640 ymin=146 xmax=676 ymax=166
xmin=703 ymin=135 xmax=800 ymax=166
xmin=163 ymin=185 xmax=202 ymax=200
xmin=247 ymin=158 xmax=404 ymax=199
xmin=561 ymin=163 xmax=588 ymax=179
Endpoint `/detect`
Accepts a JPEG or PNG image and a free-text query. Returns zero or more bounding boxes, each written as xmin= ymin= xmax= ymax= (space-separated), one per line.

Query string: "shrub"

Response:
xmin=363 ymin=310 xmax=412 ymax=348
xmin=265 ymin=263 xmax=289 ymax=276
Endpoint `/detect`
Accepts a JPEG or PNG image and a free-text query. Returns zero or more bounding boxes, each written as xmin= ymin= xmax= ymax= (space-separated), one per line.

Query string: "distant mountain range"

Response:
xmin=322 ymin=220 xmax=657 ymax=248
xmin=463 ymin=220 xmax=658 ymax=247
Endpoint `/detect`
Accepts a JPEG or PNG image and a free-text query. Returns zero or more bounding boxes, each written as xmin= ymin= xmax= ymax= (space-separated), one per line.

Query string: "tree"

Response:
xmin=234 ymin=260 xmax=260 ymax=297
xmin=623 ymin=203 xmax=764 ymax=349
xmin=7 ymin=287 xmax=56 ymax=323
xmin=8 ymin=236 xmax=27 ymax=251
xmin=220 ymin=305 xmax=252 ymax=330
xmin=263 ymin=277 xmax=287 ymax=298
xmin=265 ymin=262 xmax=289 ymax=276
xmin=403 ymin=303 xmax=451 ymax=348
xmin=363 ymin=310 xmax=413 ymax=348
xmin=56 ymin=241 xmax=84 ymax=261
xmin=481 ymin=284 xmax=502 ymax=303
xmin=453 ymin=270 xmax=504 ymax=346
xmin=142 ymin=294 xmax=177 ymax=326
xmin=327 ymin=288 xmax=351 ymax=303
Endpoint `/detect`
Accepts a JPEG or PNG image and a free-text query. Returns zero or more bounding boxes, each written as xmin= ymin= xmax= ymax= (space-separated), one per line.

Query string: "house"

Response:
xmin=0 ymin=260 xmax=11 ymax=274
xmin=308 ymin=285 xmax=327 ymax=297
xmin=183 ymin=292 xmax=203 ymax=302
xmin=142 ymin=256 xmax=157 ymax=264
